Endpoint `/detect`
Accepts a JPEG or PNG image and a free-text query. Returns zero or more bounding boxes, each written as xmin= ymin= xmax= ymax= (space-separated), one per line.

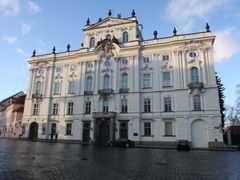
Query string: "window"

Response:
xmin=144 ymin=99 xmax=151 ymax=112
xmin=193 ymin=95 xmax=201 ymax=111
xmin=90 ymin=37 xmax=95 ymax=48
xmin=191 ymin=67 xmax=199 ymax=83
xmin=103 ymin=74 xmax=110 ymax=89
xmin=53 ymin=103 xmax=59 ymax=115
xmin=103 ymin=100 xmax=109 ymax=113
xmin=121 ymin=99 xmax=128 ymax=113
xmin=67 ymin=102 xmax=73 ymax=115
xmin=143 ymin=57 xmax=150 ymax=63
xmin=121 ymin=73 xmax=128 ymax=89
xmin=163 ymin=71 xmax=171 ymax=86
xmin=33 ymin=103 xmax=39 ymax=115
xmin=106 ymin=34 xmax=111 ymax=40
xmin=162 ymin=55 xmax=169 ymax=61
xmin=122 ymin=32 xmax=128 ymax=43
xmin=143 ymin=74 xmax=151 ymax=88
xmin=53 ymin=82 xmax=61 ymax=95
xmin=144 ymin=122 xmax=151 ymax=136
xmin=68 ymin=80 xmax=75 ymax=94
xmin=66 ymin=123 xmax=72 ymax=135
xmin=164 ymin=97 xmax=172 ymax=112
xmin=86 ymin=76 xmax=93 ymax=91
xmin=85 ymin=101 xmax=91 ymax=114
xmin=165 ymin=122 xmax=173 ymax=136
xmin=35 ymin=81 xmax=41 ymax=95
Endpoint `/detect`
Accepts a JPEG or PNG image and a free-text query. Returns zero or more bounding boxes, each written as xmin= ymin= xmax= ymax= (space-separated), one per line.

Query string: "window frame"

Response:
xmin=121 ymin=99 xmax=128 ymax=113
xmin=33 ymin=103 xmax=39 ymax=115
xmin=164 ymin=97 xmax=172 ymax=112
xmin=35 ymin=81 xmax=41 ymax=95
xmin=122 ymin=32 xmax=128 ymax=43
xmin=66 ymin=123 xmax=72 ymax=135
xmin=67 ymin=102 xmax=74 ymax=115
xmin=144 ymin=122 xmax=151 ymax=136
xmin=86 ymin=76 xmax=93 ymax=91
xmin=193 ymin=95 xmax=201 ymax=111
xmin=103 ymin=74 xmax=110 ymax=89
xmin=165 ymin=121 xmax=173 ymax=136
xmin=85 ymin=101 xmax=91 ymax=114
xmin=53 ymin=103 xmax=59 ymax=115
xmin=121 ymin=73 xmax=128 ymax=89
xmin=144 ymin=98 xmax=151 ymax=113
xmin=191 ymin=67 xmax=199 ymax=83
xmin=53 ymin=81 xmax=61 ymax=95
xmin=89 ymin=37 xmax=95 ymax=48
xmin=162 ymin=71 xmax=171 ymax=87
xmin=103 ymin=100 xmax=109 ymax=113
xmin=68 ymin=80 xmax=75 ymax=94
xmin=143 ymin=73 xmax=151 ymax=88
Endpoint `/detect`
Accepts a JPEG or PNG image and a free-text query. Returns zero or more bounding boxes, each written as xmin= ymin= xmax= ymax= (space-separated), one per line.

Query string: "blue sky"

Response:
xmin=0 ymin=0 xmax=240 ymax=107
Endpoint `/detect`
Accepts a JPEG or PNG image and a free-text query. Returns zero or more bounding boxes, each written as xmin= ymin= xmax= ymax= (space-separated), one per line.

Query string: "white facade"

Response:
xmin=22 ymin=12 xmax=223 ymax=148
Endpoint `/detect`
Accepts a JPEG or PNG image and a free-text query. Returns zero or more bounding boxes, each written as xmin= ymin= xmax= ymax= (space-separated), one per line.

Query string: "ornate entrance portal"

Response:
xmin=99 ymin=121 xmax=110 ymax=145
xmin=29 ymin=122 xmax=38 ymax=139
xmin=92 ymin=112 xmax=116 ymax=145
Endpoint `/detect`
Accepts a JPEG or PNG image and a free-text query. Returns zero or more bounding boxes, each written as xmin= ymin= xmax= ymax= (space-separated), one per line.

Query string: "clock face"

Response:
xmin=38 ymin=68 xmax=44 ymax=75
xmin=122 ymin=59 xmax=128 ymax=65
xmin=87 ymin=63 xmax=93 ymax=68
xmin=188 ymin=51 xmax=198 ymax=59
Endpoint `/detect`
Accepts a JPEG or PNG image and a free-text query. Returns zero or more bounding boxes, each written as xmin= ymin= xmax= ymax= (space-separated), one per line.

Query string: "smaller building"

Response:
xmin=0 ymin=91 xmax=26 ymax=138
xmin=225 ymin=125 xmax=240 ymax=145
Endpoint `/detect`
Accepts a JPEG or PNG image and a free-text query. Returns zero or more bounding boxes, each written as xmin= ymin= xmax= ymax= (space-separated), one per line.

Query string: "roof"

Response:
xmin=0 ymin=91 xmax=26 ymax=111
xmin=13 ymin=107 xmax=24 ymax=113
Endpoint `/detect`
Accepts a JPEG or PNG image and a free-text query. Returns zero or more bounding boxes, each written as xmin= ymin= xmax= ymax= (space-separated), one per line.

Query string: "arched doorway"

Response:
xmin=99 ymin=121 xmax=109 ymax=145
xmin=191 ymin=119 xmax=208 ymax=148
xmin=29 ymin=122 xmax=38 ymax=139
xmin=82 ymin=122 xmax=90 ymax=144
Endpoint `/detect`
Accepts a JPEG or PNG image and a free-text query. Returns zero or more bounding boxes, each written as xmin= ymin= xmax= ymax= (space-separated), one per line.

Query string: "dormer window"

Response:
xmin=122 ymin=32 xmax=128 ymax=43
xmin=90 ymin=37 xmax=95 ymax=48
xmin=106 ymin=34 xmax=111 ymax=40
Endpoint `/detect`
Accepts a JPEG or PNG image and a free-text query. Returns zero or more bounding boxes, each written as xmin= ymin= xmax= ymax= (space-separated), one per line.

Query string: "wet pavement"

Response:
xmin=0 ymin=139 xmax=239 ymax=180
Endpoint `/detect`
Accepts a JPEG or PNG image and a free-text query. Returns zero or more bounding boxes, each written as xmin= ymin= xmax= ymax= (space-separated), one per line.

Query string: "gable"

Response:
xmin=85 ymin=17 xmax=135 ymax=31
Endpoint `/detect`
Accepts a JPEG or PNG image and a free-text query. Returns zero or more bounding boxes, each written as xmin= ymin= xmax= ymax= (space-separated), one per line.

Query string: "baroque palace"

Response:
xmin=22 ymin=10 xmax=223 ymax=148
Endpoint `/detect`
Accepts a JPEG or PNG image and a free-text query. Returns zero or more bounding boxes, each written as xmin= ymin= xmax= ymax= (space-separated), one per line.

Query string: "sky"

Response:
xmin=0 ymin=0 xmax=240 ymax=107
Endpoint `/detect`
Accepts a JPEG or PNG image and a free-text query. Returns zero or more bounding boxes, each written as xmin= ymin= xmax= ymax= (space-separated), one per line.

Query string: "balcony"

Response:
xmin=84 ymin=90 xmax=93 ymax=95
xmin=92 ymin=112 xmax=117 ymax=118
xmin=119 ymin=88 xmax=129 ymax=94
xmin=98 ymin=88 xmax=114 ymax=98
xmin=32 ymin=94 xmax=43 ymax=99
xmin=188 ymin=82 xmax=204 ymax=90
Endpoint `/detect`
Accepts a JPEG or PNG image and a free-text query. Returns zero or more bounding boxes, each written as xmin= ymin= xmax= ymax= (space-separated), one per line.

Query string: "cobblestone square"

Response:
xmin=0 ymin=139 xmax=239 ymax=180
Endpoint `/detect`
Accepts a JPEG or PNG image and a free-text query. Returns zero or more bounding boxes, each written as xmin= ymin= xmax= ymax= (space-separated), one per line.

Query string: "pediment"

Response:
xmin=85 ymin=17 xmax=135 ymax=31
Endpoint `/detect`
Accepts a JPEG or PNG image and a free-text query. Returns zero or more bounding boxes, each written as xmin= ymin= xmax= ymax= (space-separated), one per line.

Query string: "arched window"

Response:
xmin=103 ymin=74 xmax=110 ymax=89
xmin=35 ymin=81 xmax=41 ymax=95
xmin=121 ymin=73 xmax=128 ymax=89
xmin=106 ymin=34 xmax=111 ymax=40
xmin=86 ymin=76 xmax=93 ymax=91
xmin=122 ymin=32 xmax=128 ymax=43
xmin=191 ymin=67 xmax=199 ymax=83
xmin=89 ymin=37 xmax=95 ymax=48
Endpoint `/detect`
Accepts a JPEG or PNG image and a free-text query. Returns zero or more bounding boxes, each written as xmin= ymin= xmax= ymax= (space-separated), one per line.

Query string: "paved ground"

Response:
xmin=0 ymin=139 xmax=239 ymax=180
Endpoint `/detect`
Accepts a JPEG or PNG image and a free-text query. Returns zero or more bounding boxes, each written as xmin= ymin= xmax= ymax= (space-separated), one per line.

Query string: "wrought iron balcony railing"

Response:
xmin=98 ymin=89 xmax=114 ymax=96
xmin=188 ymin=82 xmax=204 ymax=90
xmin=119 ymin=88 xmax=129 ymax=94
xmin=84 ymin=90 xmax=93 ymax=95
xmin=32 ymin=94 xmax=43 ymax=99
